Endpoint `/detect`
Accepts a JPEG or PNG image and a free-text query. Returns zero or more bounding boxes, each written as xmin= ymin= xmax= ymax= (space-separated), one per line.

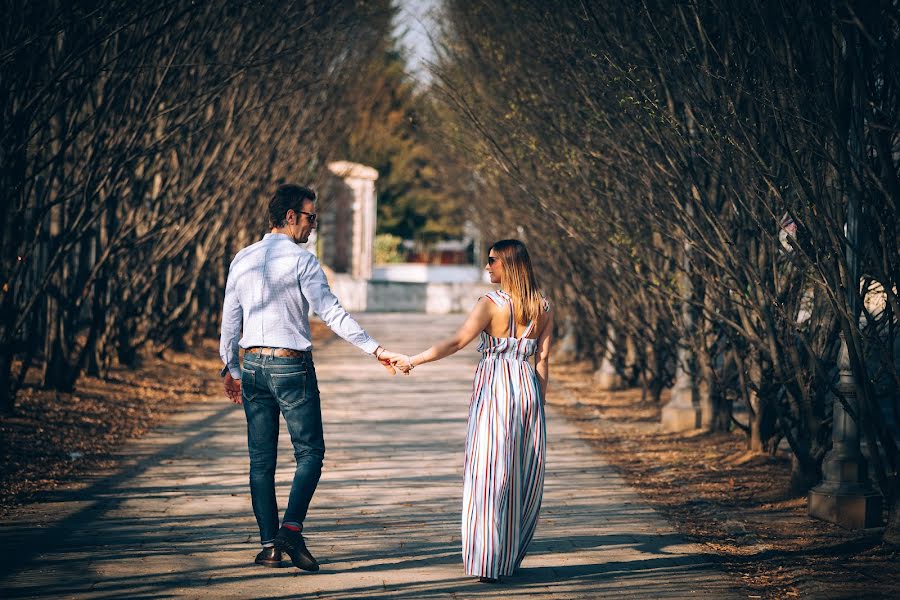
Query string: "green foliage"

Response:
xmin=341 ymin=38 xmax=462 ymax=243
xmin=373 ymin=233 xmax=405 ymax=264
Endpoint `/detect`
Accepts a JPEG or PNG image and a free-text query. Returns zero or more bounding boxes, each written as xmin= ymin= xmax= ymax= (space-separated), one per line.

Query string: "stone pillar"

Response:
xmin=808 ymin=334 xmax=883 ymax=528
xmin=661 ymin=237 xmax=700 ymax=432
xmin=327 ymin=161 xmax=378 ymax=280
xmin=662 ymin=344 xmax=700 ymax=431
xmin=556 ymin=316 xmax=578 ymax=362
xmin=808 ymin=28 xmax=882 ymax=529
xmin=594 ymin=324 xmax=622 ymax=390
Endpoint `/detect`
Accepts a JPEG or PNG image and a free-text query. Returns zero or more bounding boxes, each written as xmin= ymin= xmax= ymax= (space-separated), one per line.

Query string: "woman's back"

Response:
xmin=480 ymin=289 xmax=550 ymax=345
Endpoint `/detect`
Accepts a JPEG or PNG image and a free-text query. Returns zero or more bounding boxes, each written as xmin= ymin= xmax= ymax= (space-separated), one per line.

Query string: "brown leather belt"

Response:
xmin=245 ymin=347 xmax=308 ymax=357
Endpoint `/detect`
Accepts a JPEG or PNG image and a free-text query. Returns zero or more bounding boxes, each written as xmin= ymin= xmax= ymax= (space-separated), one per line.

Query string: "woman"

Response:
xmin=393 ymin=239 xmax=553 ymax=583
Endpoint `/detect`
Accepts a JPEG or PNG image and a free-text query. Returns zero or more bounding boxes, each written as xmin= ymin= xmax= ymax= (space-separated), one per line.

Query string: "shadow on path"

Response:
xmin=0 ymin=314 xmax=741 ymax=599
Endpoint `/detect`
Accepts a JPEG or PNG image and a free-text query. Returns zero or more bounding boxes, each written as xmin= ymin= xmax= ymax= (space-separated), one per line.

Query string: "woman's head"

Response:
xmin=487 ymin=239 xmax=542 ymax=325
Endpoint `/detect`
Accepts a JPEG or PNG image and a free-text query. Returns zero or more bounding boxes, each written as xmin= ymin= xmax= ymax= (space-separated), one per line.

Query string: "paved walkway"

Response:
xmin=1 ymin=314 xmax=741 ymax=599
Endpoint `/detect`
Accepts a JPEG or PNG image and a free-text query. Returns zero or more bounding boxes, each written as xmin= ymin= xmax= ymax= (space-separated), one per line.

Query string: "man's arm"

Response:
xmin=298 ymin=254 xmax=379 ymax=354
xmin=219 ymin=262 xmax=243 ymax=381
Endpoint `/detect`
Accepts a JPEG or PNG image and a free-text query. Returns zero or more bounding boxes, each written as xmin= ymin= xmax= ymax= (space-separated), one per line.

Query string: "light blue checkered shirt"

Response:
xmin=219 ymin=233 xmax=379 ymax=378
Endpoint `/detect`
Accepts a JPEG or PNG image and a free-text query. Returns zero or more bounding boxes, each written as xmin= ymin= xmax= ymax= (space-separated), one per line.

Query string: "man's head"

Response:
xmin=269 ymin=184 xmax=317 ymax=244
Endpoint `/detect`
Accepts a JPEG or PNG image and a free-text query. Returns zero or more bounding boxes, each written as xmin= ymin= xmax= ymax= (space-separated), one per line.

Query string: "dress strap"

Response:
xmin=505 ymin=295 xmax=516 ymax=338
xmin=521 ymin=319 xmax=536 ymax=339
xmin=503 ymin=291 xmax=539 ymax=339
xmin=483 ymin=290 xmax=505 ymax=308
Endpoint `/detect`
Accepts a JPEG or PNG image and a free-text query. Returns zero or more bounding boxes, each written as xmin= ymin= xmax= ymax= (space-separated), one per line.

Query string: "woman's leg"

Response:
xmin=515 ymin=399 xmax=546 ymax=569
xmin=462 ymin=385 xmax=514 ymax=579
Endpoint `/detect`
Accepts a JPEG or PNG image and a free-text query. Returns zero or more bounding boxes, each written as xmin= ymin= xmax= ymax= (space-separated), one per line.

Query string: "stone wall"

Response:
xmin=372 ymin=263 xmax=486 ymax=284
xmin=329 ymin=274 xmax=492 ymax=314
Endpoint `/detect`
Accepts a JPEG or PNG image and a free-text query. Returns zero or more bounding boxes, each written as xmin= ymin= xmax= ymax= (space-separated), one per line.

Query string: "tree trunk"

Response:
xmin=885 ymin=490 xmax=900 ymax=546
xmin=42 ymin=313 xmax=77 ymax=392
xmin=85 ymin=264 xmax=110 ymax=377
xmin=117 ymin=319 xmax=140 ymax=368
xmin=0 ymin=349 xmax=13 ymax=415
xmin=750 ymin=395 xmax=777 ymax=453
xmin=790 ymin=451 xmax=822 ymax=495
xmin=748 ymin=355 xmax=778 ymax=452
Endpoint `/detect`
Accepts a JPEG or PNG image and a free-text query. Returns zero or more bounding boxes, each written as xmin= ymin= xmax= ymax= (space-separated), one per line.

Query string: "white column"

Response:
xmin=327 ymin=161 xmax=379 ymax=281
xmin=594 ymin=324 xmax=622 ymax=390
xmin=661 ymin=237 xmax=700 ymax=432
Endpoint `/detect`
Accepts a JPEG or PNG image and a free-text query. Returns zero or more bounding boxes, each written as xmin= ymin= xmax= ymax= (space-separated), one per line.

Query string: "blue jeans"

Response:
xmin=241 ymin=351 xmax=324 ymax=545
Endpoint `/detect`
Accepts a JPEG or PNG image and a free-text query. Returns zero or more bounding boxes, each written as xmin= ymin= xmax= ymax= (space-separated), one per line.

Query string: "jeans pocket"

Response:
xmin=240 ymin=366 xmax=258 ymax=402
xmin=271 ymin=370 xmax=310 ymax=410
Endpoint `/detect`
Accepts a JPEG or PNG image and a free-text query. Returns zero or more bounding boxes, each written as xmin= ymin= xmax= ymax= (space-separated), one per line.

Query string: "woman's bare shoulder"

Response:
xmin=473 ymin=295 xmax=502 ymax=322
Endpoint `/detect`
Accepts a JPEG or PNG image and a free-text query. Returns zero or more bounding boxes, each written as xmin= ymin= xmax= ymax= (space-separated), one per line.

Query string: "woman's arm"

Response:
xmin=534 ymin=308 xmax=554 ymax=402
xmin=402 ymin=297 xmax=494 ymax=369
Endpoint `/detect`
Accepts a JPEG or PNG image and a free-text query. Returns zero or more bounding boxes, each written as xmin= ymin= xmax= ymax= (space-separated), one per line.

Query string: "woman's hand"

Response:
xmin=386 ymin=297 xmax=495 ymax=377
xmin=391 ymin=354 xmax=414 ymax=375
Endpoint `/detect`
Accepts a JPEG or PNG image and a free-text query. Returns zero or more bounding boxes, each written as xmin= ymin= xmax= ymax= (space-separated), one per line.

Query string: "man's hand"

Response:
xmin=376 ymin=348 xmax=403 ymax=375
xmin=224 ymin=372 xmax=242 ymax=404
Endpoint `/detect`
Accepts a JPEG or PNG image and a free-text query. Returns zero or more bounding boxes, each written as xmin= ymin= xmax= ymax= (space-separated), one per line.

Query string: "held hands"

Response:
xmin=375 ymin=347 xmax=402 ymax=375
xmin=390 ymin=354 xmax=415 ymax=375
xmin=224 ymin=372 xmax=242 ymax=404
xmin=374 ymin=345 xmax=415 ymax=376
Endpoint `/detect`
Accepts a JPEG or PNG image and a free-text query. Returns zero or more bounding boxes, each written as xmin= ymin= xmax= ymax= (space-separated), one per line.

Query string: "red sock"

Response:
xmin=283 ymin=523 xmax=300 ymax=532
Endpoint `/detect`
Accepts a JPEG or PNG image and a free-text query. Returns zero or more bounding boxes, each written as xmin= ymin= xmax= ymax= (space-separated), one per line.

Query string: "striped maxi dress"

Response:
xmin=462 ymin=289 xmax=547 ymax=579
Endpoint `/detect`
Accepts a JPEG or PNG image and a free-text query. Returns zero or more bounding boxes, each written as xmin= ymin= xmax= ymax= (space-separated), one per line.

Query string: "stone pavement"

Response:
xmin=0 ymin=314 xmax=743 ymax=599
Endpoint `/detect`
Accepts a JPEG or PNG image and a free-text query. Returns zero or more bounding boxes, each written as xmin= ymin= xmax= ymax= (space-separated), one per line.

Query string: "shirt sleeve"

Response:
xmin=219 ymin=260 xmax=243 ymax=379
xmin=298 ymin=254 xmax=380 ymax=354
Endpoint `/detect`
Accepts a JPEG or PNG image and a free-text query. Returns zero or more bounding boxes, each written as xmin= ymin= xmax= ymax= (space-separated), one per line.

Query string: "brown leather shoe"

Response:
xmin=255 ymin=546 xmax=283 ymax=567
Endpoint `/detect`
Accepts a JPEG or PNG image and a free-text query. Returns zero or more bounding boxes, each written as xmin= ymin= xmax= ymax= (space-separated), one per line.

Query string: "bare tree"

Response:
xmin=0 ymin=0 xmax=396 ymax=412
xmin=430 ymin=0 xmax=899 ymax=538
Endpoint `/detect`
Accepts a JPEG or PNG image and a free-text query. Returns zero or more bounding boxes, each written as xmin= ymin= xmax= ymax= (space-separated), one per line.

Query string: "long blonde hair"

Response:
xmin=491 ymin=239 xmax=543 ymax=325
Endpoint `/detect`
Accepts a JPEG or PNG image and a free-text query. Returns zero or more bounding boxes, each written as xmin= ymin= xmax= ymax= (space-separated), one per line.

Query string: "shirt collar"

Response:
xmin=263 ymin=233 xmax=293 ymax=242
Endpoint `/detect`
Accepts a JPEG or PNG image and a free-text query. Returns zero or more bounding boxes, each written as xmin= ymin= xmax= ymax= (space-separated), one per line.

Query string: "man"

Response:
xmin=220 ymin=183 xmax=399 ymax=572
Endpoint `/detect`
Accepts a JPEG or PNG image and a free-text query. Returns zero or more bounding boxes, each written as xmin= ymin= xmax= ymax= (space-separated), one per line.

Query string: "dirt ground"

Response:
xmin=0 ymin=323 xmax=335 ymax=513
xmin=551 ymin=360 xmax=900 ymax=600
xmin=2 ymin=335 xmax=898 ymax=598
xmin=0 ymin=339 xmax=220 ymax=512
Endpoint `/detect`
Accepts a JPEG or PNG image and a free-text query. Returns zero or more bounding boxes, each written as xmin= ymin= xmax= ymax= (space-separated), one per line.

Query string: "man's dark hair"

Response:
xmin=268 ymin=184 xmax=317 ymax=228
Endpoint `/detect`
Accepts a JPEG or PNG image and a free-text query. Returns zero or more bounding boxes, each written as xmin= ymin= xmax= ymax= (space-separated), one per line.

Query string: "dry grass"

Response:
xmin=552 ymin=360 xmax=900 ymax=600
xmin=0 ymin=321 xmax=335 ymax=513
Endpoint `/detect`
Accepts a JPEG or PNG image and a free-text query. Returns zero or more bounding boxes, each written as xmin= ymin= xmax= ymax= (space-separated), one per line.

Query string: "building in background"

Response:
xmin=316 ymin=160 xmax=490 ymax=312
